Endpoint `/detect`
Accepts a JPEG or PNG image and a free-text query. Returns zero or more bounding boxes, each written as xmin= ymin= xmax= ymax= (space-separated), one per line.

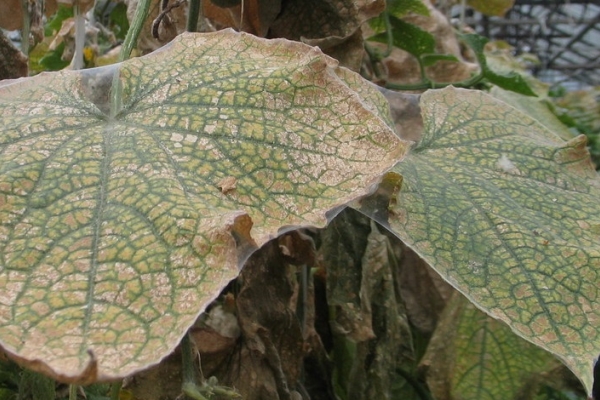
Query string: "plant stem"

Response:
xmin=382 ymin=11 xmax=393 ymax=58
xmin=20 ymin=0 xmax=29 ymax=56
xmin=69 ymin=384 xmax=78 ymax=400
xmin=181 ymin=332 xmax=199 ymax=385
xmin=72 ymin=0 xmax=85 ymax=70
xmin=119 ymin=0 xmax=151 ymax=61
xmin=111 ymin=381 xmax=122 ymax=400
xmin=396 ymin=368 xmax=434 ymax=400
xmin=384 ymin=73 xmax=484 ymax=91
xmin=187 ymin=0 xmax=201 ymax=32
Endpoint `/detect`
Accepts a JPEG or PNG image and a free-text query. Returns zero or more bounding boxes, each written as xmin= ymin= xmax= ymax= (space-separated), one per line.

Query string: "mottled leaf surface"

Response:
xmin=381 ymin=87 xmax=600 ymax=394
xmin=422 ymin=293 xmax=560 ymax=400
xmin=0 ymin=29 xmax=406 ymax=382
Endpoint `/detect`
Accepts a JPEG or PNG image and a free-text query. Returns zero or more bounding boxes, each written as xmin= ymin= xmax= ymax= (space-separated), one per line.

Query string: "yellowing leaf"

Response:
xmin=468 ymin=0 xmax=514 ymax=17
xmin=0 ymin=29 xmax=407 ymax=382
xmin=374 ymin=86 xmax=600 ymax=394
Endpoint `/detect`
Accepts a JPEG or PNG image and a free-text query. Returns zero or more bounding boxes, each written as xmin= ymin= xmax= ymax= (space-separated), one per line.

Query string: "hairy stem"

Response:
xmin=119 ymin=0 xmax=151 ymax=61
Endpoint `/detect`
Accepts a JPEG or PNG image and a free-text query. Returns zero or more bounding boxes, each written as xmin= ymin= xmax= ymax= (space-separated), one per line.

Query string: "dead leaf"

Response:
xmin=370 ymin=0 xmax=477 ymax=86
xmin=0 ymin=31 xmax=28 ymax=79
xmin=0 ymin=0 xmax=56 ymax=31
xmin=125 ymin=0 xmax=187 ymax=54
xmin=233 ymin=241 xmax=305 ymax=399
xmin=203 ymin=0 xmax=282 ymax=37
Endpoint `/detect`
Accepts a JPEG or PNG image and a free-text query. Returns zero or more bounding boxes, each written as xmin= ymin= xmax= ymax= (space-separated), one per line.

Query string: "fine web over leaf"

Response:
xmin=358 ymin=86 xmax=600 ymax=394
xmin=0 ymin=29 xmax=407 ymax=382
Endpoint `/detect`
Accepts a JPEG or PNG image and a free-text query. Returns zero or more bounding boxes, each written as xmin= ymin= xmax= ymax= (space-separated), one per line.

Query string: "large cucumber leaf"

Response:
xmin=0 ymin=29 xmax=407 ymax=382
xmin=365 ymin=86 xmax=600 ymax=394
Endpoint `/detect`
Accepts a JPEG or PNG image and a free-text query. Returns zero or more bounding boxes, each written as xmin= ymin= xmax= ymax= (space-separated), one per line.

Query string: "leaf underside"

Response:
xmin=363 ymin=86 xmax=600 ymax=394
xmin=0 ymin=29 xmax=407 ymax=382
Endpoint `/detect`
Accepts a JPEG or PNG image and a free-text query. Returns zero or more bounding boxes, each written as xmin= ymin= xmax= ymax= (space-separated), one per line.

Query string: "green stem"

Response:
xmin=72 ymin=0 xmax=85 ymax=70
xmin=395 ymin=368 xmax=434 ymax=400
xmin=110 ymin=381 xmax=122 ymax=400
xmin=187 ymin=0 xmax=201 ymax=32
xmin=382 ymin=11 xmax=393 ymax=58
xmin=364 ymin=43 xmax=386 ymax=80
xmin=181 ymin=333 xmax=200 ymax=385
xmin=69 ymin=384 xmax=78 ymax=400
xmin=113 ymin=0 xmax=152 ymax=116
xmin=384 ymin=71 xmax=484 ymax=91
xmin=119 ymin=0 xmax=151 ymax=61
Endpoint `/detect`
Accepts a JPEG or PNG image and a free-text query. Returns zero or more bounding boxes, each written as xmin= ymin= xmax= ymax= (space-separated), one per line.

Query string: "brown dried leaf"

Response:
xmin=0 ymin=31 xmax=28 ymax=80
xmin=269 ymin=0 xmax=384 ymax=69
xmin=203 ymin=0 xmax=282 ymax=37
xmin=374 ymin=0 xmax=477 ymax=86
xmin=0 ymin=0 xmax=56 ymax=31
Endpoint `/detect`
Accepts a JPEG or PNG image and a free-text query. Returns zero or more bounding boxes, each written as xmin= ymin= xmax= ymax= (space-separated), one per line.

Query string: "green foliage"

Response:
xmin=387 ymin=0 xmax=430 ymax=17
xmin=0 ymin=359 xmax=20 ymax=400
xmin=367 ymin=14 xmax=537 ymax=95
xmin=423 ymin=294 xmax=560 ymax=400
xmin=459 ymin=33 xmax=537 ymax=96
xmin=45 ymin=5 xmax=74 ymax=37
xmin=18 ymin=369 xmax=56 ymax=400
xmin=95 ymin=0 xmax=130 ymax=40
xmin=548 ymin=88 xmax=600 ymax=170
xmin=373 ymin=15 xmax=436 ymax=58
xmin=37 ymin=42 xmax=71 ymax=71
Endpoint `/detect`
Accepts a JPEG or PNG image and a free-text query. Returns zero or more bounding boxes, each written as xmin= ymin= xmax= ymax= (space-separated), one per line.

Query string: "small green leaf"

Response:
xmin=460 ymin=33 xmax=489 ymax=56
xmin=369 ymin=0 xmax=429 ymax=45
xmin=460 ymin=33 xmax=537 ymax=96
xmin=45 ymin=4 xmax=74 ymax=36
xmin=0 ymin=30 xmax=406 ymax=382
xmin=38 ymin=41 xmax=70 ymax=71
xmin=364 ymin=86 xmax=600 ymax=395
xmin=370 ymin=16 xmax=436 ymax=58
xmin=484 ymin=69 xmax=537 ymax=96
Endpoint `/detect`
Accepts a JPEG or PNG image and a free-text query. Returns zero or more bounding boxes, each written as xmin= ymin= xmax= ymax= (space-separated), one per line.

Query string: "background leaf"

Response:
xmin=370 ymin=16 xmax=436 ymax=59
xmin=467 ymin=0 xmax=515 ymax=17
xmin=422 ymin=292 xmax=561 ymax=400
xmin=368 ymin=86 xmax=600 ymax=394
xmin=460 ymin=33 xmax=536 ymax=96
xmin=491 ymin=88 xmax=574 ymax=142
xmin=388 ymin=0 xmax=429 ymax=17
xmin=484 ymin=69 xmax=537 ymax=96
xmin=0 ymin=29 xmax=406 ymax=382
